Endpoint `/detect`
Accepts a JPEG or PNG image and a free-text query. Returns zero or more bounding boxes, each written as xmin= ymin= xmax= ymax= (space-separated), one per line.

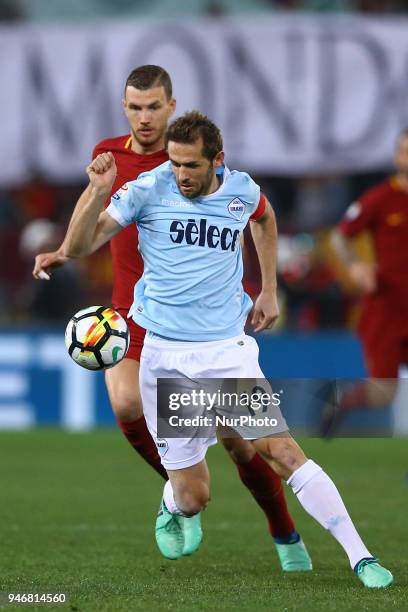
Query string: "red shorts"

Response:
xmin=116 ymin=308 xmax=146 ymax=362
xmin=358 ymin=298 xmax=408 ymax=377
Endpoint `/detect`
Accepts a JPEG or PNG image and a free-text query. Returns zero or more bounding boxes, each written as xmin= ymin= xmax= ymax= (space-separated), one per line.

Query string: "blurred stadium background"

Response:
xmin=1 ymin=0 xmax=408 ymax=435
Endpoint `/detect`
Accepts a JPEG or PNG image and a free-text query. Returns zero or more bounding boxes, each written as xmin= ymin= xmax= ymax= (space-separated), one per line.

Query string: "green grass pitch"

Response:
xmin=0 ymin=431 xmax=406 ymax=611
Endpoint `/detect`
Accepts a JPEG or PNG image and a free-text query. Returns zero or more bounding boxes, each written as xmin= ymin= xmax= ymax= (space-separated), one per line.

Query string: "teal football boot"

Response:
xmin=354 ymin=558 xmax=394 ymax=588
xmin=155 ymin=500 xmax=184 ymax=560
xmin=181 ymin=512 xmax=203 ymax=556
xmin=274 ymin=537 xmax=313 ymax=572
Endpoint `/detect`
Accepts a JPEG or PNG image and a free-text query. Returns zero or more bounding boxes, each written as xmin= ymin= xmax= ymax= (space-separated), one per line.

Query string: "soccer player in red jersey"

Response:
xmin=33 ymin=65 xmax=311 ymax=569
xmin=321 ymin=129 xmax=408 ymax=436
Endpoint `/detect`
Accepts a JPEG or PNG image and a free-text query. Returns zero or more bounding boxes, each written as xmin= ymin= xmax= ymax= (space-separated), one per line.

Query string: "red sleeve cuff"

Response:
xmin=250 ymin=192 xmax=267 ymax=221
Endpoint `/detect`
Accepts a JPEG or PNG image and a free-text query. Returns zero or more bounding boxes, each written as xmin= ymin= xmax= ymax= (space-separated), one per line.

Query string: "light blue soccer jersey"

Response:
xmin=106 ymin=161 xmax=262 ymax=341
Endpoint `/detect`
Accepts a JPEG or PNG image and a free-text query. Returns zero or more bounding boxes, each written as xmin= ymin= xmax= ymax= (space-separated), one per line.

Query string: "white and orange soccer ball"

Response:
xmin=65 ymin=306 xmax=129 ymax=370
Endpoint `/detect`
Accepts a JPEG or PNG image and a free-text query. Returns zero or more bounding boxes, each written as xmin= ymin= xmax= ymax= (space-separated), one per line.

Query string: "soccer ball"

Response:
xmin=65 ymin=306 xmax=129 ymax=370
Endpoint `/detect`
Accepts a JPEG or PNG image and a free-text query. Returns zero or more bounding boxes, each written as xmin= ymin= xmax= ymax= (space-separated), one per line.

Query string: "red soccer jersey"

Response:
xmin=339 ymin=177 xmax=408 ymax=304
xmin=92 ymin=135 xmax=168 ymax=309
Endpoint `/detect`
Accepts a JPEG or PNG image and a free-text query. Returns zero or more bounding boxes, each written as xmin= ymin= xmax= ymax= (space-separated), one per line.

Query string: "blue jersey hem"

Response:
xmin=132 ymin=311 xmax=247 ymax=342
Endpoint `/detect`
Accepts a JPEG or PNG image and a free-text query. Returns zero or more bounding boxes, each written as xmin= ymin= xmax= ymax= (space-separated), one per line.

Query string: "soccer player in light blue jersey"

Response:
xmin=33 ymin=65 xmax=311 ymax=573
xmin=63 ymin=111 xmax=393 ymax=588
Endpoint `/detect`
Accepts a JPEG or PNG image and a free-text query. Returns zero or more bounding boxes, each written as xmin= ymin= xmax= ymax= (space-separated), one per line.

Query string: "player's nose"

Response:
xmin=140 ymin=110 xmax=151 ymax=124
xmin=179 ymin=168 xmax=191 ymax=183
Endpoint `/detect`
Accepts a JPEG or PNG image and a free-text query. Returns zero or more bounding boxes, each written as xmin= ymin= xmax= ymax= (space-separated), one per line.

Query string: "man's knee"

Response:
xmin=178 ymin=488 xmax=209 ymax=517
xmin=111 ymin=390 xmax=142 ymax=422
xmin=105 ymin=365 xmax=142 ymax=422
xmin=105 ymin=359 xmax=143 ymax=423
xmin=173 ymin=479 xmax=210 ymax=516
xmin=168 ymin=460 xmax=210 ymax=516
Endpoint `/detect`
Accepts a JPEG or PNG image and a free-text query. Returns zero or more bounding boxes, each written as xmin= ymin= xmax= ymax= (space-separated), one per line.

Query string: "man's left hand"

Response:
xmin=251 ymin=289 xmax=280 ymax=332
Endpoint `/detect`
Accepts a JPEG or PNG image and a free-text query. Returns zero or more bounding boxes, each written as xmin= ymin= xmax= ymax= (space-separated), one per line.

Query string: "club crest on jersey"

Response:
xmin=157 ymin=439 xmax=169 ymax=457
xmin=228 ymin=198 xmax=246 ymax=220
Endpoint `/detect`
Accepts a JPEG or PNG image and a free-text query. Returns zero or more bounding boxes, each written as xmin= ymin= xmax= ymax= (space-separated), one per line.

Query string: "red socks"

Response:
xmin=236 ymin=452 xmax=296 ymax=540
xmin=117 ymin=417 xmax=168 ymax=481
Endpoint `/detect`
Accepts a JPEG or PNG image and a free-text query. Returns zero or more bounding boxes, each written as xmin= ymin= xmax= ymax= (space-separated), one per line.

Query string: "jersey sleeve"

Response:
xmin=250 ymin=192 xmax=267 ymax=221
xmin=106 ymin=173 xmax=155 ymax=227
xmin=339 ymin=189 xmax=382 ymax=237
xmin=239 ymin=172 xmax=262 ymax=218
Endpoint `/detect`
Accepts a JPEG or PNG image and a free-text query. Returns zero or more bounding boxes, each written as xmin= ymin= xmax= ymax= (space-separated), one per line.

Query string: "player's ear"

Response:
xmin=168 ymin=97 xmax=176 ymax=116
xmin=213 ymin=150 xmax=224 ymax=168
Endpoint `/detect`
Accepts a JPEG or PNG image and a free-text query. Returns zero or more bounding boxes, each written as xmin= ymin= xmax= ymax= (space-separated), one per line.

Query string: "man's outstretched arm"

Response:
xmin=32 ymin=152 xmax=119 ymax=278
xmin=33 ymin=153 xmax=122 ymax=280
xmin=62 ymin=152 xmax=122 ymax=258
xmin=33 ymin=184 xmax=95 ymax=279
xmin=249 ymin=198 xmax=280 ymax=332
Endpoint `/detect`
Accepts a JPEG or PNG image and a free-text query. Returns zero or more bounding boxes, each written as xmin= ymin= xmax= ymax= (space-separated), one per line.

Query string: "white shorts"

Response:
xmin=139 ymin=333 xmax=288 ymax=470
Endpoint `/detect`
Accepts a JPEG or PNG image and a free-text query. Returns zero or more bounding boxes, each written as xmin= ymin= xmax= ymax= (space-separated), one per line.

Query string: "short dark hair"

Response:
xmin=125 ymin=65 xmax=172 ymax=100
xmin=165 ymin=111 xmax=223 ymax=161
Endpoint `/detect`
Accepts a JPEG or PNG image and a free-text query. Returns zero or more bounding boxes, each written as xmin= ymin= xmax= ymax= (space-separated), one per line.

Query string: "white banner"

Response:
xmin=1 ymin=15 xmax=408 ymax=184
